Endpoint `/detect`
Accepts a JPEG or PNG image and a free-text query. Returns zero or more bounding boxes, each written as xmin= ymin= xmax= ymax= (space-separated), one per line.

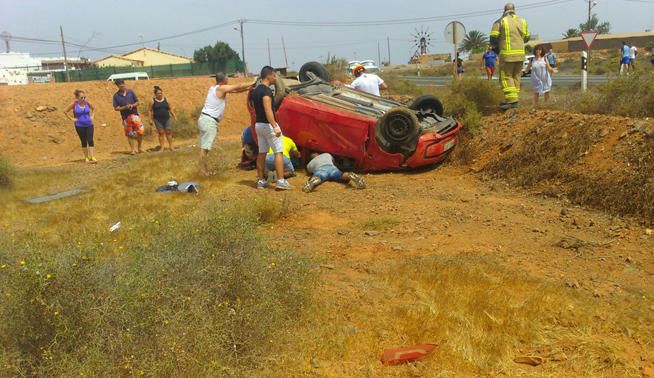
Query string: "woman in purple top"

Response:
xmin=64 ymin=89 xmax=97 ymax=163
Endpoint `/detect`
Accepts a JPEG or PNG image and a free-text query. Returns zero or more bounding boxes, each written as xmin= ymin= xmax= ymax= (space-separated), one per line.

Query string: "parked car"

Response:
xmin=248 ymin=62 xmax=462 ymax=172
xmin=521 ymin=55 xmax=535 ymax=77
xmin=107 ymin=72 xmax=149 ymax=81
xmin=347 ymin=59 xmax=380 ymax=74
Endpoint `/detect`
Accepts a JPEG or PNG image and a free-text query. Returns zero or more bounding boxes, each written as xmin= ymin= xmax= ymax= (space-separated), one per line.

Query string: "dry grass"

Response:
xmin=0 ymin=147 xmax=312 ymax=376
xmin=0 ymin=155 xmax=14 ymax=188
xmin=361 ymin=215 xmax=399 ymax=231
xmin=262 ymin=255 xmax=651 ymax=376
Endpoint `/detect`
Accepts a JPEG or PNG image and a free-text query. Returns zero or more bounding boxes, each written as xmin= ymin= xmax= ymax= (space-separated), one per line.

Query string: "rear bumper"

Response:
xmin=404 ymin=121 xmax=462 ymax=169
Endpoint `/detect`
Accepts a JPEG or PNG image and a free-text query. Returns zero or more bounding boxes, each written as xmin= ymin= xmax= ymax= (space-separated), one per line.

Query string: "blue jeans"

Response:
xmin=313 ymin=165 xmax=344 ymax=182
xmin=265 ymin=155 xmax=295 ymax=175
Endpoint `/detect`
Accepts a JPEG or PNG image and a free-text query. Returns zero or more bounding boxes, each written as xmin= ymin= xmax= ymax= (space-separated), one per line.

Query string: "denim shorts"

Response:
xmin=313 ymin=165 xmax=344 ymax=182
xmin=265 ymin=155 xmax=294 ymax=175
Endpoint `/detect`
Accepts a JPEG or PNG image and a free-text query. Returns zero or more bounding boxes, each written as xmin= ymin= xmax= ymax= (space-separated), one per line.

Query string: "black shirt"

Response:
xmin=252 ymin=84 xmax=274 ymax=124
xmin=152 ymin=98 xmax=171 ymax=122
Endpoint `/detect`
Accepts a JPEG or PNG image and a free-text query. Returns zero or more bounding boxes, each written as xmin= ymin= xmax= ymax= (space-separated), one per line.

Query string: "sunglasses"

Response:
xmin=80 ymin=96 xmax=86 ymax=100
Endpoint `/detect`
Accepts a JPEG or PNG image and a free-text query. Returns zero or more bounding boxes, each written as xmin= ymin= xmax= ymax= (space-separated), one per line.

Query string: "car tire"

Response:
xmin=408 ymin=95 xmax=444 ymax=117
xmin=299 ymin=61 xmax=330 ymax=83
xmin=375 ymin=107 xmax=420 ymax=155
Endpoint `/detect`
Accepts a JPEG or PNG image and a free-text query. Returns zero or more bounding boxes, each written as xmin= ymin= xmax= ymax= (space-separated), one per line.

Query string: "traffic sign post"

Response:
xmin=580 ymin=31 xmax=598 ymax=92
xmin=444 ymin=21 xmax=466 ymax=80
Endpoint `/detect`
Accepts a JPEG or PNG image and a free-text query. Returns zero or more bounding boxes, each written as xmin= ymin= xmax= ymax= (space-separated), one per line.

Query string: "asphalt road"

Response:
xmin=401 ymin=74 xmax=610 ymax=87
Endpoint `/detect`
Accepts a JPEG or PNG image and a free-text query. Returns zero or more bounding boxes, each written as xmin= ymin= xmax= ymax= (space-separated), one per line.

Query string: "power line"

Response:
xmin=247 ymin=0 xmax=573 ymax=27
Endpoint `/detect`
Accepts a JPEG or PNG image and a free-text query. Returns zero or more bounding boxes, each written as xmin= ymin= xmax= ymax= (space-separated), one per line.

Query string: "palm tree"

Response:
xmin=579 ymin=14 xmax=611 ymax=34
xmin=562 ymin=28 xmax=579 ymax=39
xmin=460 ymin=30 xmax=488 ymax=53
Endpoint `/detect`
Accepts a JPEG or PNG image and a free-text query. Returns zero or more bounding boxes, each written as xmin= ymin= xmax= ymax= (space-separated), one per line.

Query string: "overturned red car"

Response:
xmin=247 ymin=62 xmax=462 ymax=172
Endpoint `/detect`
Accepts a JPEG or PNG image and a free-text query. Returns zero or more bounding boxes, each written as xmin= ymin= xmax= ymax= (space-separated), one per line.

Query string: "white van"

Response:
xmin=107 ymin=72 xmax=149 ymax=81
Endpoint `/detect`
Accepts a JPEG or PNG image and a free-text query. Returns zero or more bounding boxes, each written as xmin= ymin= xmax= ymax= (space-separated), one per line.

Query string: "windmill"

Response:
xmin=410 ymin=27 xmax=432 ymax=63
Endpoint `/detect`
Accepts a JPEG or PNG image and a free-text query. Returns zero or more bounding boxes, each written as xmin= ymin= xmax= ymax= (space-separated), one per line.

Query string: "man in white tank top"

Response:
xmin=197 ymin=72 xmax=255 ymax=175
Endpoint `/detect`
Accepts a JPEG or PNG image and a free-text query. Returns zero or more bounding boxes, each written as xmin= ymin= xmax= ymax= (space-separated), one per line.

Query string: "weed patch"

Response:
xmin=0 ymin=201 xmax=312 ymax=376
xmin=0 ymin=156 xmax=14 ymax=188
xmin=361 ymin=215 xmax=399 ymax=231
xmin=578 ymin=72 xmax=654 ymax=118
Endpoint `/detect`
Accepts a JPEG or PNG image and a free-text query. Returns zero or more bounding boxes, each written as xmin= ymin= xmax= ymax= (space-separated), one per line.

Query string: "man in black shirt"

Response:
xmin=253 ymin=66 xmax=291 ymax=190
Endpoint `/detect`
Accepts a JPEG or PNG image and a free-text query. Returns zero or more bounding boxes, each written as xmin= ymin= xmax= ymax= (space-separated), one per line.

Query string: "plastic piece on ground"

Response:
xmin=109 ymin=222 xmax=121 ymax=233
xmin=25 ymin=188 xmax=89 ymax=204
xmin=177 ymin=181 xmax=200 ymax=193
xmin=380 ymin=343 xmax=437 ymax=365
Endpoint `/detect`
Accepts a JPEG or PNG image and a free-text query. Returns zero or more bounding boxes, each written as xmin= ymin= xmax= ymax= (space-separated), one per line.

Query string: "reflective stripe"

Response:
xmin=503 ymin=17 xmax=511 ymax=52
xmin=501 ymin=49 xmax=525 ymax=56
xmin=490 ymin=31 xmax=500 ymax=37
xmin=522 ymin=19 xmax=528 ymax=39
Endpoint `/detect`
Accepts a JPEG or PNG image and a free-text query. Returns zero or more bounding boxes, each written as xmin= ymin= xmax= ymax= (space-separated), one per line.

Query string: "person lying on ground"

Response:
xmin=198 ymin=72 xmax=256 ymax=175
xmin=265 ymin=135 xmax=301 ymax=179
xmin=112 ymin=79 xmax=144 ymax=155
xmin=302 ymin=152 xmax=366 ymax=193
xmin=238 ymin=125 xmax=258 ymax=170
xmin=64 ymin=89 xmax=97 ymax=163
xmin=148 ymin=85 xmax=177 ymax=151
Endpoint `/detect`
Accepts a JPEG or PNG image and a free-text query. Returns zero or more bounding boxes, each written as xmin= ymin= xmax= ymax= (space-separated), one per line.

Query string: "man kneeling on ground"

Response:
xmin=303 ymin=152 xmax=366 ymax=193
xmin=265 ymin=135 xmax=300 ymax=179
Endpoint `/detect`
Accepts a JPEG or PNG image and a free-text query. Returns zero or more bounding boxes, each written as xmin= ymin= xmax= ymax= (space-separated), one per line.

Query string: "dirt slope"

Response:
xmin=463 ymin=109 xmax=654 ymax=220
xmin=0 ymin=77 xmax=251 ymax=167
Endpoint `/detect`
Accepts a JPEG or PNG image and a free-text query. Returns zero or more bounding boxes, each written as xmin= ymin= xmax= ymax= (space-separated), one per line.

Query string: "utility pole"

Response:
xmin=281 ymin=37 xmax=289 ymax=68
xmin=387 ymin=36 xmax=391 ymax=65
xmin=586 ymin=0 xmax=597 ymax=29
xmin=1 ymin=32 xmax=10 ymax=53
xmin=59 ymin=26 xmax=70 ymax=82
xmin=377 ymin=41 xmax=381 ymax=65
xmin=239 ymin=19 xmax=247 ymax=76
xmin=267 ymin=38 xmax=272 ymax=66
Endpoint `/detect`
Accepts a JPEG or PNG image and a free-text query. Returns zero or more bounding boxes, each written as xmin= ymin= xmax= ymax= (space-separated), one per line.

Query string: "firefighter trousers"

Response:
xmin=499 ymin=61 xmax=523 ymax=103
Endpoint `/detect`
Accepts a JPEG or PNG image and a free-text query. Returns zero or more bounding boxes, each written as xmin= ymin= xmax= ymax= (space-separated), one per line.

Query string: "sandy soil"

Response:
xmin=0 ymin=77 xmax=250 ymax=167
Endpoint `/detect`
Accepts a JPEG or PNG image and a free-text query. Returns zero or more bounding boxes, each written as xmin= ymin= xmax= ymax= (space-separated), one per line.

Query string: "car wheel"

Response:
xmin=408 ymin=95 xmax=444 ymax=117
xmin=375 ymin=107 xmax=420 ymax=155
xmin=299 ymin=61 xmax=331 ymax=83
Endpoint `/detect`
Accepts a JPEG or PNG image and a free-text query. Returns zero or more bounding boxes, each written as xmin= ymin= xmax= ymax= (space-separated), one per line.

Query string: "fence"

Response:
xmin=53 ymin=60 xmax=244 ymax=82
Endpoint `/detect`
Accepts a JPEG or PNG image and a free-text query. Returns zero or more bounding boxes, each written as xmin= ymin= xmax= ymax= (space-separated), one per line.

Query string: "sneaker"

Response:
xmin=302 ymin=177 xmax=322 ymax=193
xmin=348 ymin=172 xmax=366 ymax=189
xmin=256 ymin=179 xmax=268 ymax=190
xmin=276 ymin=179 xmax=292 ymax=190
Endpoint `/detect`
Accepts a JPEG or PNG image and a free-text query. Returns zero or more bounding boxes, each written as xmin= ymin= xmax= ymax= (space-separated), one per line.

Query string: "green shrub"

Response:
xmin=173 ymin=107 xmax=201 ymax=139
xmin=446 ymin=77 xmax=502 ymax=114
xmin=0 ymin=156 xmax=15 ymax=188
xmin=578 ymin=72 xmax=654 ymax=117
xmin=0 ymin=201 xmax=312 ymax=376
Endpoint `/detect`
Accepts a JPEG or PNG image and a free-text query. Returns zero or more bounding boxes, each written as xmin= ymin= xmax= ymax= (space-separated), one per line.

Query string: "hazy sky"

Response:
xmin=2 ymin=0 xmax=653 ymax=70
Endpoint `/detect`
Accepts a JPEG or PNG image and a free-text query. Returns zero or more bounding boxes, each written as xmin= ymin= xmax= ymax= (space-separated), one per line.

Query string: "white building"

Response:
xmin=0 ymin=52 xmax=41 ymax=85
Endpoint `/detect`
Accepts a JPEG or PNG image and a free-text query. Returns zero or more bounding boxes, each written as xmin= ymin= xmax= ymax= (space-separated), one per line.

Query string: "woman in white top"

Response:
xmin=526 ymin=45 xmax=558 ymax=105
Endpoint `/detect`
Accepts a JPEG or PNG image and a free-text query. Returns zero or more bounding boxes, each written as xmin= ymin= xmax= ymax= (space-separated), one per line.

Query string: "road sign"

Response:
xmin=580 ymin=31 xmax=598 ymax=50
xmin=444 ymin=21 xmax=466 ymax=45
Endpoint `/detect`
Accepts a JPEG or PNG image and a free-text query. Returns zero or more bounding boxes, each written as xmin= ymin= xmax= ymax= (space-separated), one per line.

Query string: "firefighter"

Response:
xmin=489 ymin=3 xmax=530 ymax=110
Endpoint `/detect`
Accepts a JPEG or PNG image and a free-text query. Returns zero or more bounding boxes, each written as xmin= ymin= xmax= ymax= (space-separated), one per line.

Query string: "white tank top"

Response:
xmin=201 ymin=85 xmax=226 ymax=121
